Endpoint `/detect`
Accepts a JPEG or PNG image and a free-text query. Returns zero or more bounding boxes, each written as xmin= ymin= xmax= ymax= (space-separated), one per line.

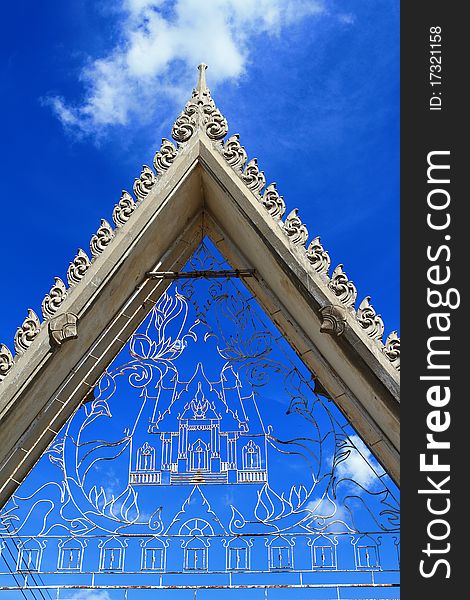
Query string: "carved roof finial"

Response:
xmin=172 ymin=64 xmax=228 ymax=143
xmin=196 ymin=63 xmax=208 ymax=95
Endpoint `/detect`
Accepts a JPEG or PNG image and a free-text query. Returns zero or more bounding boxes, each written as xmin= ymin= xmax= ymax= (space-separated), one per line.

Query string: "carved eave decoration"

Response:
xmin=0 ymin=65 xmax=400 ymax=507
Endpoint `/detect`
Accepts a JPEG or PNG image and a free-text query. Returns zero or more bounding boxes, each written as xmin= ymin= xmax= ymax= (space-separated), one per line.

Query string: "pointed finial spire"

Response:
xmin=172 ymin=64 xmax=228 ymax=143
xmin=196 ymin=63 xmax=208 ymax=94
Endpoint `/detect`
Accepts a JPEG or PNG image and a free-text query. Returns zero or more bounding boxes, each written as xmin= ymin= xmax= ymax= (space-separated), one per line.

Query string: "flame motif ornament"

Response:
xmin=133 ymin=165 xmax=157 ymax=201
xmin=220 ymin=134 xmax=248 ymax=171
xmin=14 ymin=309 xmax=41 ymax=354
xmin=283 ymin=209 xmax=309 ymax=247
xmin=42 ymin=277 xmax=67 ymax=319
xmin=67 ymin=248 xmax=91 ymax=286
xmin=356 ymin=297 xmax=385 ymax=341
xmin=112 ymin=190 xmax=136 ymax=227
xmin=306 ymin=236 xmax=331 ymax=275
xmin=90 ymin=219 xmax=114 ymax=258
xmin=260 ymin=183 xmax=286 ymax=220
xmin=0 ymin=344 xmax=14 ymax=382
xmin=241 ymin=158 xmax=266 ymax=195
xmin=328 ymin=264 xmax=358 ymax=308
xmin=153 ymin=138 xmax=178 ymax=175
xmin=172 ymin=65 xmax=228 ymax=143
xmin=383 ymin=330 xmax=400 ymax=370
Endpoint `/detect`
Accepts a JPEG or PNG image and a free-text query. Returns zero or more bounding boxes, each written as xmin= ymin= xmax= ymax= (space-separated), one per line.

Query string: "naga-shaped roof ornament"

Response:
xmin=172 ymin=64 xmax=228 ymax=143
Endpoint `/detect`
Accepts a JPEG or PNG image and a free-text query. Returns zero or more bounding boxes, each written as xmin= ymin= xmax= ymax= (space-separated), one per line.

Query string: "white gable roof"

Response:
xmin=0 ymin=65 xmax=399 ymax=506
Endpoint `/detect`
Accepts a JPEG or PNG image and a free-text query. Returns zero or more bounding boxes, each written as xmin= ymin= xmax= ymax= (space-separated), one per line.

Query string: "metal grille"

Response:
xmin=0 ymin=240 xmax=400 ymax=598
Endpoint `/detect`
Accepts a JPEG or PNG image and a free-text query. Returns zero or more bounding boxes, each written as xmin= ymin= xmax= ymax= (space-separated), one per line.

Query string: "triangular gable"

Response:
xmin=0 ymin=65 xmax=400 ymax=508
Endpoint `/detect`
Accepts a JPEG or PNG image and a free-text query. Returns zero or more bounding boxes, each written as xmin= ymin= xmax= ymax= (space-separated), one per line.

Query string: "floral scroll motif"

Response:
xmin=67 ymin=249 xmax=91 ymax=287
xmin=383 ymin=331 xmax=400 ymax=370
xmin=42 ymin=277 xmax=67 ymax=319
xmin=133 ymin=166 xmax=156 ymax=201
xmin=153 ymin=138 xmax=178 ymax=175
xmin=306 ymin=237 xmax=330 ymax=275
xmin=328 ymin=265 xmax=357 ymax=308
xmin=90 ymin=219 xmax=114 ymax=258
xmin=283 ymin=209 xmax=309 ymax=247
xmin=14 ymin=309 xmax=41 ymax=354
xmin=0 ymin=344 xmax=14 ymax=382
xmin=356 ymin=297 xmax=385 ymax=341
xmin=112 ymin=191 xmax=136 ymax=227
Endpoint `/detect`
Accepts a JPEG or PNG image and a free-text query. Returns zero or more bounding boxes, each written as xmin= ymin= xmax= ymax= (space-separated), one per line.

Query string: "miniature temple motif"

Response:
xmin=129 ymin=367 xmax=267 ymax=487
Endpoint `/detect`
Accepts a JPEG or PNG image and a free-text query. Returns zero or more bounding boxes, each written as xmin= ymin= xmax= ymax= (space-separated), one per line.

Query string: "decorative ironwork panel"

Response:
xmin=0 ymin=240 xmax=400 ymax=598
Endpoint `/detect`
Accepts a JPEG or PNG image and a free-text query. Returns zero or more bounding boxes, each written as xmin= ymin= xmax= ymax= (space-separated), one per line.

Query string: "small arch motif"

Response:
xmin=140 ymin=537 xmax=167 ymax=571
xmin=17 ymin=538 xmax=46 ymax=572
xmin=98 ymin=538 xmax=128 ymax=572
xmin=183 ymin=537 xmax=209 ymax=571
xmin=137 ymin=441 xmax=156 ymax=471
xmin=242 ymin=440 xmax=261 ymax=470
xmin=225 ymin=537 xmax=252 ymax=571
xmin=189 ymin=439 xmax=209 ymax=471
xmin=267 ymin=536 xmax=295 ymax=571
xmin=308 ymin=535 xmax=337 ymax=569
xmin=58 ymin=538 xmax=87 ymax=570
xmin=352 ymin=535 xmax=381 ymax=570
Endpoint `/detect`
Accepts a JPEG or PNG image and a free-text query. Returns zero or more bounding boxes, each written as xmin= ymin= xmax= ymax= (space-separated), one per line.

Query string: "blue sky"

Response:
xmin=0 ymin=243 xmax=399 ymax=596
xmin=0 ymin=0 xmax=399 ymax=352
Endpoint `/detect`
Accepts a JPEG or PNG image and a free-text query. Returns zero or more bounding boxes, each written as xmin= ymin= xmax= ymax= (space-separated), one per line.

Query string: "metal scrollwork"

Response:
xmin=0 ymin=240 xmax=399 ymax=594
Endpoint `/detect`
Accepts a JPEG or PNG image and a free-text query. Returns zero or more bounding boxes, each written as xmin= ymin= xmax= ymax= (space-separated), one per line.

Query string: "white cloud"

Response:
xmin=66 ymin=591 xmax=111 ymax=600
xmin=48 ymin=0 xmax=325 ymax=135
xmin=336 ymin=435 xmax=382 ymax=489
